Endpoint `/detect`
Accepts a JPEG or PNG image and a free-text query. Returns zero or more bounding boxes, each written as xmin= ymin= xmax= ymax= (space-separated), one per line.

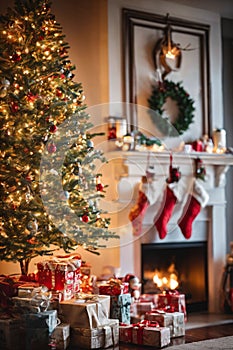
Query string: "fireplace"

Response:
xmin=141 ymin=242 xmax=208 ymax=312
xmin=101 ymin=150 xmax=233 ymax=312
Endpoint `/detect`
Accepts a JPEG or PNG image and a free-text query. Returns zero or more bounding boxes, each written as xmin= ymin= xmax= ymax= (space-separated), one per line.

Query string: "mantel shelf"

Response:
xmin=105 ymin=150 xmax=233 ymax=166
xmin=104 ymin=150 xmax=233 ymax=187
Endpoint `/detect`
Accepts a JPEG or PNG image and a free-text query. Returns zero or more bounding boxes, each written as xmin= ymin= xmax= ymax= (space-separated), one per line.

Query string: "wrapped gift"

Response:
xmin=134 ymin=301 xmax=154 ymax=316
xmin=51 ymin=323 xmax=70 ymax=350
xmin=119 ymin=323 xmax=133 ymax=343
xmin=17 ymin=283 xmax=40 ymax=298
xmin=157 ymin=291 xmax=186 ymax=319
xmin=37 ymin=254 xmax=82 ymax=300
xmin=22 ymin=327 xmax=49 ymax=350
xmin=0 ymin=316 xmax=23 ymax=350
xmin=12 ymin=296 xmax=40 ymax=313
xmin=23 ymin=310 xmax=59 ymax=333
xmin=71 ymin=319 xmax=119 ymax=349
xmin=59 ymin=294 xmax=110 ymax=328
xmin=132 ymin=321 xmax=170 ymax=348
xmin=139 ymin=293 xmax=159 ymax=307
xmin=110 ymin=293 xmax=131 ymax=324
xmin=98 ymin=278 xmax=129 ymax=295
xmin=13 ymin=284 xmax=59 ymax=313
xmin=145 ymin=310 xmax=185 ymax=338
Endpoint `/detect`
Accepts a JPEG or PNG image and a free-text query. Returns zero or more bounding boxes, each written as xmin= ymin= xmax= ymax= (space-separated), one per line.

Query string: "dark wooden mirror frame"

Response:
xmin=122 ymin=8 xmax=211 ymax=136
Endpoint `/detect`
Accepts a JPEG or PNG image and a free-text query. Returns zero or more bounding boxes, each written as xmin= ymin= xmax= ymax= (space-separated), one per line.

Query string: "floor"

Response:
xmin=185 ymin=311 xmax=233 ymax=329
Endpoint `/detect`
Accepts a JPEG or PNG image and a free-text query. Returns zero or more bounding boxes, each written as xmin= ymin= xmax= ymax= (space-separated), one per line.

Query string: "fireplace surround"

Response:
xmin=101 ymin=150 xmax=233 ymax=313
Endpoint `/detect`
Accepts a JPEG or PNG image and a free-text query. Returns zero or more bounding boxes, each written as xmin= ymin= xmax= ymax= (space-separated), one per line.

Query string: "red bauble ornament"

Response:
xmin=47 ymin=142 xmax=57 ymax=153
xmin=25 ymin=175 xmax=32 ymax=181
xmin=49 ymin=124 xmax=57 ymax=133
xmin=96 ymin=183 xmax=104 ymax=192
xmin=11 ymin=101 xmax=19 ymax=113
xmin=27 ymin=92 xmax=38 ymax=102
xmin=82 ymin=215 xmax=89 ymax=223
xmin=12 ymin=53 xmax=21 ymax=62
xmin=56 ymin=89 xmax=63 ymax=97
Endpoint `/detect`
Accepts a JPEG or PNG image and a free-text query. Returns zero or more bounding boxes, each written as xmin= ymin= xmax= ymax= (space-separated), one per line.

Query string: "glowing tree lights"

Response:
xmin=0 ymin=0 xmax=116 ymax=275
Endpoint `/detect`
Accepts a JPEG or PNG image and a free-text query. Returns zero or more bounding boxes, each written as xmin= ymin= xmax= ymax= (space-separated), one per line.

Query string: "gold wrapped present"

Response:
xmin=71 ymin=319 xmax=119 ymax=349
xmin=59 ymin=294 xmax=110 ymax=328
xmin=132 ymin=322 xmax=170 ymax=348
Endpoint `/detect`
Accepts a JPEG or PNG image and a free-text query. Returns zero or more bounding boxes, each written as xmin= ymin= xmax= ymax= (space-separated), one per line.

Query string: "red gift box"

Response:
xmin=37 ymin=254 xmax=82 ymax=300
xmin=98 ymin=278 xmax=129 ymax=296
xmin=119 ymin=323 xmax=133 ymax=343
xmin=157 ymin=291 xmax=187 ymax=320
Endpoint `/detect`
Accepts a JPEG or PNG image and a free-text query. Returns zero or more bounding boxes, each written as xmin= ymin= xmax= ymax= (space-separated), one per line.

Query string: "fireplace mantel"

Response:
xmin=101 ymin=150 xmax=233 ymax=313
xmin=104 ymin=150 xmax=233 ymax=187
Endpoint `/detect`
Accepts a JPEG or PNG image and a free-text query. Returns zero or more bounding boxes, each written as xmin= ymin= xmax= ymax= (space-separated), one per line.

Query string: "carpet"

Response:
xmin=169 ymin=336 xmax=233 ymax=349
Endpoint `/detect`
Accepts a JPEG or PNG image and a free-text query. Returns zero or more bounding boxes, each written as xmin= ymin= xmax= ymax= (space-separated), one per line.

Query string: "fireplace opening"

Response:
xmin=141 ymin=242 xmax=208 ymax=312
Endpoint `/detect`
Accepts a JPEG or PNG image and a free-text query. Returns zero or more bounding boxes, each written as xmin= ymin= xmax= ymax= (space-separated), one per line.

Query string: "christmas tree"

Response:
xmin=0 ymin=0 xmax=116 ymax=275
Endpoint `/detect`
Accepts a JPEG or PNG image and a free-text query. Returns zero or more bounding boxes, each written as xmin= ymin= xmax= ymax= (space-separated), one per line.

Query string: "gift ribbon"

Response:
xmin=31 ymin=286 xmax=52 ymax=312
xmin=132 ymin=320 xmax=159 ymax=344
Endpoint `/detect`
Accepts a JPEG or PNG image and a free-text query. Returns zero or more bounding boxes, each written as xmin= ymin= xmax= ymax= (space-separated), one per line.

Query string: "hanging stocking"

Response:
xmin=129 ymin=154 xmax=160 ymax=236
xmin=128 ymin=182 xmax=150 ymax=236
xmin=129 ymin=170 xmax=159 ymax=236
xmin=178 ymin=158 xmax=209 ymax=239
xmin=154 ymin=154 xmax=183 ymax=239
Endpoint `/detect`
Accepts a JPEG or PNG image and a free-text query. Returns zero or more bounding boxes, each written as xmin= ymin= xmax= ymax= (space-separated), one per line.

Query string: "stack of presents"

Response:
xmin=0 ymin=254 xmax=187 ymax=349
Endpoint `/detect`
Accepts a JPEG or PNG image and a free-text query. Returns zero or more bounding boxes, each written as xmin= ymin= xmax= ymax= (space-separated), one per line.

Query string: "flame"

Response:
xmin=152 ymin=265 xmax=179 ymax=290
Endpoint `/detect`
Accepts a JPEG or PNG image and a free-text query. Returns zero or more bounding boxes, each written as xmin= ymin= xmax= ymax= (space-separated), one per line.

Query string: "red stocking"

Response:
xmin=154 ymin=153 xmax=182 ymax=239
xmin=154 ymin=185 xmax=177 ymax=239
xmin=129 ymin=191 xmax=149 ymax=236
xmin=178 ymin=178 xmax=209 ymax=239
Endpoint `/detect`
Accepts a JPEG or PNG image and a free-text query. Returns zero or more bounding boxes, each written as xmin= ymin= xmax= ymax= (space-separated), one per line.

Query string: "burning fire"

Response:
xmin=153 ymin=263 xmax=179 ymax=290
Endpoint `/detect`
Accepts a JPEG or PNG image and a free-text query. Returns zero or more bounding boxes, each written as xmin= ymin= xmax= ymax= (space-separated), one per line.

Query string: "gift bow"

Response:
xmin=31 ymin=285 xmax=52 ymax=312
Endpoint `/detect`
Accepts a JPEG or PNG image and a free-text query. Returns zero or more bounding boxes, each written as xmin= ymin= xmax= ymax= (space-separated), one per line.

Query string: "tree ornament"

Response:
xmin=56 ymin=88 xmax=63 ymax=98
xmin=12 ymin=53 xmax=21 ymax=62
xmin=82 ymin=215 xmax=89 ymax=223
xmin=47 ymin=142 xmax=57 ymax=153
xmin=26 ymin=92 xmax=38 ymax=102
xmin=27 ymin=218 xmax=38 ymax=233
xmin=1 ymin=78 xmax=10 ymax=88
xmin=96 ymin=183 xmax=104 ymax=192
xmin=148 ymin=80 xmax=195 ymax=136
xmin=0 ymin=87 xmax=7 ymax=98
xmin=49 ymin=124 xmax=57 ymax=133
xmin=86 ymin=139 xmax=94 ymax=149
xmin=11 ymin=101 xmax=19 ymax=113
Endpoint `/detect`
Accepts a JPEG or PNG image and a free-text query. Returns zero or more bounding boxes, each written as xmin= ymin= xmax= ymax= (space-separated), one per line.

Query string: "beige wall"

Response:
xmin=51 ymin=0 xmax=109 ymax=107
xmin=0 ymin=0 xmax=109 ymax=107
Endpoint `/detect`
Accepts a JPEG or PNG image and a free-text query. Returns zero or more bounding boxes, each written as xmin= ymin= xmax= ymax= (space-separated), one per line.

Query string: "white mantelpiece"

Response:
xmin=101 ymin=150 xmax=233 ymax=313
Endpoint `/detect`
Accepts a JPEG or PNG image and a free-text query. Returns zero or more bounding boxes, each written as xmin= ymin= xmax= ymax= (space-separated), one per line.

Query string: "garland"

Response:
xmin=148 ymin=80 xmax=195 ymax=136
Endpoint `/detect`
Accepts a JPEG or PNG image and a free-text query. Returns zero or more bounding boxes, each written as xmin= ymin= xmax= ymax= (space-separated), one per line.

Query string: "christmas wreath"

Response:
xmin=148 ymin=80 xmax=195 ymax=136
